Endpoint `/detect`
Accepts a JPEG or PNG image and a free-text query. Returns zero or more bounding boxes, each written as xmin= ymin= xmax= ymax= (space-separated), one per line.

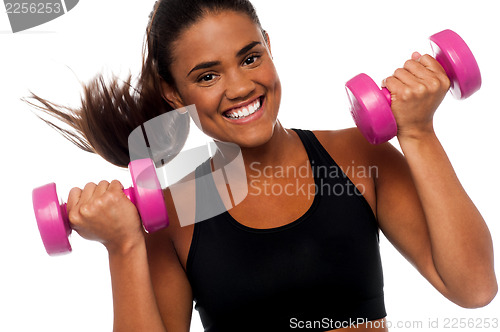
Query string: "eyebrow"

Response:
xmin=236 ymin=41 xmax=261 ymax=57
xmin=186 ymin=41 xmax=262 ymax=77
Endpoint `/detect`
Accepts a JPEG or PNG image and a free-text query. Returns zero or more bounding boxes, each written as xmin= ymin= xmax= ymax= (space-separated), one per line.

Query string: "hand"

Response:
xmin=67 ymin=180 xmax=144 ymax=253
xmin=383 ymin=52 xmax=451 ymax=140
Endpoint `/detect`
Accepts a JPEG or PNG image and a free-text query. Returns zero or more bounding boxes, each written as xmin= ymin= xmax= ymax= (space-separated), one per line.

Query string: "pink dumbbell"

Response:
xmin=345 ymin=29 xmax=482 ymax=144
xmin=32 ymin=158 xmax=169 ymax=256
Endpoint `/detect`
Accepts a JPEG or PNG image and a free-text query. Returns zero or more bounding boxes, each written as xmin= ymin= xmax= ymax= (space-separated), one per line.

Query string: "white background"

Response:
xmin=1 ymin=0 xmax=499 ymax=331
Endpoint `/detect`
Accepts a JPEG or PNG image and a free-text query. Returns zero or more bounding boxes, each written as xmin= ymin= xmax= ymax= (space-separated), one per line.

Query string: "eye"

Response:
xmin=243 ymin=54 xmax=261 ymax=66
xmin=198 ymin=73 xmax=217 ymax=83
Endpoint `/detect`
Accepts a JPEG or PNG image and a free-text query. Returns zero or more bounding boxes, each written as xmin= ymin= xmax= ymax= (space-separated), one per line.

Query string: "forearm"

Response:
xmin=108 ymin=238 xmax=167 ymax=332
xmin=398 ymin=131 xmax=497 ymax=306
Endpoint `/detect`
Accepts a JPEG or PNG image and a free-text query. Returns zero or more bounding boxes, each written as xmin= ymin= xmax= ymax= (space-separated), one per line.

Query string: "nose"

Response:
xmin=224 ymin=69 xmax=256 ymax=100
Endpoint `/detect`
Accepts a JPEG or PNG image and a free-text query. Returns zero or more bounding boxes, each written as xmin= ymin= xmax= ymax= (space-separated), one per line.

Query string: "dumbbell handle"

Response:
xmin=374 ymin=55 xmax=464 ymax=107
xmin=57 ymin=186 xmax=138 ymax=228
xmin=371 ymin=67 xmax=450 ymax=109
xmin=33 ymin=183 xmax=143 ymax=255
xmin=33 ymin=158 xmax=168 ymax=255
xmin=373 ymin=29 xmax=481 ymax=103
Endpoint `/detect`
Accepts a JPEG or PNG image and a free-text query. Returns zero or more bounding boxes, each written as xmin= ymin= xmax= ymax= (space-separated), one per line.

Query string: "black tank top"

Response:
xmin=187 ymin=129 xmax=386 ymax=331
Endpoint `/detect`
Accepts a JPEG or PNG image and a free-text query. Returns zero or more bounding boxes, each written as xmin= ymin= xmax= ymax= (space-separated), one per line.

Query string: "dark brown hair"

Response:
xmin=25 ymin=0 xmax=266 ymax=168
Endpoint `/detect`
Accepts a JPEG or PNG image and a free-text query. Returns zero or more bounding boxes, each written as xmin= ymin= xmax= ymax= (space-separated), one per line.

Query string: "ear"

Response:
xmin=263 ymin=30 xmax=273 ymax=59
xmin=160 ymin=79 xmax=185 ymax=110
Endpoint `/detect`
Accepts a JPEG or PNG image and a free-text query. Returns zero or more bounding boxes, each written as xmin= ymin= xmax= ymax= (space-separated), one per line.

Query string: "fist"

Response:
xmin=66 ymin=180 xmax=143 ymax=250
xmin=383 ymin=52 xmax=451 ymax=139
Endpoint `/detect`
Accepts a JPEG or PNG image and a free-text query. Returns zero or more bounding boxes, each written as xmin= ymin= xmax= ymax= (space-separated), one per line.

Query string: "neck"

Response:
xmin=211 ymin=120 xmax=298 ymax=181
xmin=239 ymin=120 xmax=295 ymax=169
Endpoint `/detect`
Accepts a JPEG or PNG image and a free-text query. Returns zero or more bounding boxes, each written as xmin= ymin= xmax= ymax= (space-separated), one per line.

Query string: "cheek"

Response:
xmin=259 ymin=62 xmax=281 ymax=96
xmin=182 ymin=87 xmax=222 ymax=116
xmin=260 ymin=64 xmax=282 ymax=112
xmin=181 ymin=88 xmax=224 ymax=136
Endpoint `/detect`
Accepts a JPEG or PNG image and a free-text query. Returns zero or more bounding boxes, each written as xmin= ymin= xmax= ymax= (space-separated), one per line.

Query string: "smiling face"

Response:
xmin=162 ymin=10 xmax=282 ymax=148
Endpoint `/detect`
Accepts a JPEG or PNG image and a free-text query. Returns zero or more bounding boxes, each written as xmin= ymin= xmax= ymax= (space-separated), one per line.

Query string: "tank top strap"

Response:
xmin=194 ymin=158 xmax=227 ymax=224
xmin=291 ymin=128 xmax=337 ymax=169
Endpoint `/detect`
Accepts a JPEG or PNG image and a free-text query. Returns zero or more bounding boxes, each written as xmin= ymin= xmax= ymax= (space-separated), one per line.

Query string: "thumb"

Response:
xmin=412 ymin=51 xmax=422 ymax=61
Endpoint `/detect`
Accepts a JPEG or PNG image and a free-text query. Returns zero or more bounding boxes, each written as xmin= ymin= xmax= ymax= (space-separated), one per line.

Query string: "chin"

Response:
xmin=231 ymin=124 xmax=277 ymax=149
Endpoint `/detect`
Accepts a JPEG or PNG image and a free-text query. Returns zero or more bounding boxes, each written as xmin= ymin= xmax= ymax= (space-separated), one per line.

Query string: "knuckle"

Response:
xmin=427 ymin=78 xmax=441 ymax=91
xmin=68 ymin=209 xmax=81 ymax=225
xmin=79 ymin=203 xmax=94 ymax=218
xmin=400 ymin=87 xmax=413 ymax=101
xmin=94 ymin=197 xmax=106 ymax=208
xmin=415 ymin=83 xmax=427 ymax=95
xmin=103 ymin=191 xmax=121 ymax=205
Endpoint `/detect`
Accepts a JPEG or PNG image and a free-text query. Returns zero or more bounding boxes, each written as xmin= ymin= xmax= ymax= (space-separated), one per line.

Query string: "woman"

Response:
xmin=29 ymin=0 xmax=497 ymax=331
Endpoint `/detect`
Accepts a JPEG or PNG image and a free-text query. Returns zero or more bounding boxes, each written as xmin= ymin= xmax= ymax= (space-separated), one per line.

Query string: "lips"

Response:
xmin=223 ymin=97 xmax=263 ymax=120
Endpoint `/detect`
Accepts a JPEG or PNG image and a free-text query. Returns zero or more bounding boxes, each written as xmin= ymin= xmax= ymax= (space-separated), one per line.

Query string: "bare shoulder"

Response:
xmin=313 ymin=127 xmax=372 ymax=147
xmin=312 ymin=127 xmax=404 ymax=167
xmin=312 ymin=128 xmax=375 ymax=164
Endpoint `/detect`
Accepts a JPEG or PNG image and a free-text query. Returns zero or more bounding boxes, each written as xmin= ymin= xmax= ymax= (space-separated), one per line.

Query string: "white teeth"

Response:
xmin=225 ymin=98 xmax=262 ymax=119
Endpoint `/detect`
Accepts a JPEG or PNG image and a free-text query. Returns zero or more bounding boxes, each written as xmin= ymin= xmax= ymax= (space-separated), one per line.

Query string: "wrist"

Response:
xmin=397 ymin=123 xmax=436 ymax=145
xmin=105 ymin=231 xmax=145 ymax=257
xmin=397 ymin=126 xmax=441 ymax=157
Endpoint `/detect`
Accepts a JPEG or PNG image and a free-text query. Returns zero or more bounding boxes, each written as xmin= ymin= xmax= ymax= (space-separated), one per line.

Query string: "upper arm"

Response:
xmin=146 ymin=228 xmax=193 ymax=332
xmin=145 ymin=186 xmax=194 ymax=332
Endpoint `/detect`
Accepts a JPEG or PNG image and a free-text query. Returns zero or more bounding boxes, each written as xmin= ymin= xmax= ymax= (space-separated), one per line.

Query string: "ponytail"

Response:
xmin=25 ymin=35 xmax=175 ymax=168
xmin=25 ymin=0 xmax=265 ymax=168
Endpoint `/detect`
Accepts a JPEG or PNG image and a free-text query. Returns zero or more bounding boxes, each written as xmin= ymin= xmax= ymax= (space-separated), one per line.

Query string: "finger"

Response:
xmin=393 ymin=67 xmax=418 ymax=86
xmin=94 ymin=180 xmax=111 ymax=197
xmin=107 ymin=180 xmax=126 ymax=201
xmin=408 ymin=55 xmax=450 ymax=91
xmin=79 ymin=182 xmax=97 ymax=204
xmin=67 ymin=187 xmax=82 ymax=215
xmin=416 ymin=54 xmax=446 ymax=75
xmin=412 ymin=51 xmax=422 ymax=61
xmin=383 ymin=76 xmax=406 ymax=100
xmin=403 ymin=59 xmax=430 ymax=81
xmin=109 ymin=179 xmax=125 ymax=193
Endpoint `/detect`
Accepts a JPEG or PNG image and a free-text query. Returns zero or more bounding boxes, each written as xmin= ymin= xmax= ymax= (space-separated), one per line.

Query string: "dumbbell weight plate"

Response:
xmin=33 ymin=183 xmax=72 ymax=255
xmin=430 ymin=29 xmax=481 ymax=100
xmin=129 ymin=158 xmax=169 ymax=233
xmin=345 ymin=73 xmax=397 ymax=145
